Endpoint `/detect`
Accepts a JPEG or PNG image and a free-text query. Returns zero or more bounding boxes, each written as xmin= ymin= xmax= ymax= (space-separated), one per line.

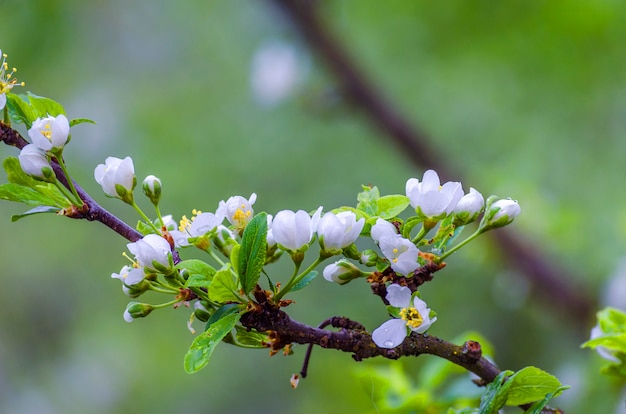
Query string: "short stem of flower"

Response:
xmin=275 ymin=256 xmax=323 ymax=302
xmin=54 ymin=153 xmax=84 ymax=207
xmin=437 ymin=228 xmax=481 ymax=262
xmin=153 ymin=204 xmax=165 ymax=228
xmin=131 ymin=201 xmax=161 ymax=233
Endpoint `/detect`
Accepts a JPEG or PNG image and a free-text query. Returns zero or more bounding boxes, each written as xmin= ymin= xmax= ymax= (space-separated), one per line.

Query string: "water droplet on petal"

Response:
xmin=383 ymin=340 xmax=394 ymax=347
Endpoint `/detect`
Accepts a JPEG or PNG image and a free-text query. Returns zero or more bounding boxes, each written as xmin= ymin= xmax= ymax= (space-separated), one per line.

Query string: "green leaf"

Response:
xmin=238 ymin=212 xmax=268 ymax=295
xmin=11 ymin=205 xmax=61 ymax=221
xmin=208 ymin=266 xmax=240 ymax=303
xmin=478 ymin=370 xmax=513 ymax=414
xmin=523 ymin=387 xmax=568 ymax=414
xmin=377 ymin=195 xmax=410 ymax=219
xmin=27 ymin=92 xmax=66 ymax=118
xmin=179 ymin=259 xmax=216 ymax=288
xmin=291 ymin=270 xmax=318 ymax=292
xmin=6 ymin=93 xmax=35 ymax=127
xmin=356 ymin=185 xmax=380 ymax=216
xmin=5 ymin=157 xmax=40 ymax=187
xmin=0 ymin=183 xmax=58 ymax=206
xmin=184 ymin=307 xmax=241 ymax=373
xmin=69 ymin=118 xmax=96 ymax=127
xmin=232 ymin=325 xmax=269 ymax=348
xmin=505 ymin=366 xmax=567 ymax=406
xmin=402 ymin=216 xmax=423 ymax=239
xmin=1 ymin=158 xmax=71 ymax=209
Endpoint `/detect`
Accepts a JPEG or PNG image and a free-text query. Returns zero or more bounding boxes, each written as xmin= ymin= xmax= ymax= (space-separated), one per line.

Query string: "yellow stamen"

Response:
xmin=400 ymin=307 xmax=423 ymax=329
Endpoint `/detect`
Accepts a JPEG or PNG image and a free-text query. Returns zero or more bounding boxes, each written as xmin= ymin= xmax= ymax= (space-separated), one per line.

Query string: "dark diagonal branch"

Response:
xmin=268 ymin=0 xmax=595 ymax=326
xmin=240 ymin=303 xmax=501 ymax=383
xmin=0 ymin=122 xmax=142 ymax=242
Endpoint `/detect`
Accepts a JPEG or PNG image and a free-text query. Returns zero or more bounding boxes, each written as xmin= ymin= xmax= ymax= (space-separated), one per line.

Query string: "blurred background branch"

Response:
xmin=269 ymin=0 xmax=595 ymax=328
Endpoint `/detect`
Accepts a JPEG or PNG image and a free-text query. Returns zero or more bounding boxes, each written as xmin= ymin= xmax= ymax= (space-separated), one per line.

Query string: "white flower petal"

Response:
xmin=372 ymin=319 xmax=407 ymax=349
xmin=386 ymin=284 xmax=411 ymax=308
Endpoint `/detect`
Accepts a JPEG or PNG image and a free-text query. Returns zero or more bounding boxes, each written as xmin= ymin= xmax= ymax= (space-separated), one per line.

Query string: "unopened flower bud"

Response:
xmin=142 ymin=175 xmax=162 ymax=205
xmin=18 ymin=144 xmax=55 ymax=182
xmin=323 ymin=260 xmax=364 ymax=285
xmin=123 ymin=302 xmax=154 ymax=322
xmin=481 ymin=197 xmax=521 ymax=231
xmin=453 ymin=187 xmax=485 ymax=225
xmin=359 ymin=249 xmax=379 ymax=267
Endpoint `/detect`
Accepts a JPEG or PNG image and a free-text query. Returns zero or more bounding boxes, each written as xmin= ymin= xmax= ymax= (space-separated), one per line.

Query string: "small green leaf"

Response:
xmin=69 ymin=118 xmax=96 ymax=127
xmin=377 ymin=195 xmax=410 ymax=219
xmin=238 ymin=212 xmax=268 ymax=295
xmin=208 ymin=266 xmax=240 ymax=303
xmin=402 ymin=216 xmax=423 ymax=239
xmin=505 ymin=366 xmax=567 ymax=406
xmin=27 ymin=92 xmax=66 ymax=118
xmin=11 ymin=205 xmax=61 ymax=221
xmin=6 ymin=93 xmax=35 ymax=127
xmin=356 ymin=185 xmax=380 ymax=216
xmin=184 ymin=307 xmax=241 ymax=373
xmin=291 ymin=270 xmax=318 ymax=292
xmin=232 ymin=325 xmax=269 ymax=348
xmin=179 ymin=259 xmax=216 ymax=288
xmin=478 ymin=370 xmax=513 ymax=414
xmin=523 ymin=387 xmax=568 ymax=414
xmin=230 ymin=244 xmax=240 ymax=274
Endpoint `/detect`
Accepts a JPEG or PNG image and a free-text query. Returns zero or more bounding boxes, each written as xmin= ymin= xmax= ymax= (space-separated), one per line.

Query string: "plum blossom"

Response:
xmin=371 ymin=218 xmax=419 ymax=275
xmin=218 ymin=194 xmax=256 ymax=229
xmin=406 ymin=170 xmax=463 ymax=219
xmin=378 ymin=235 xmax=420 ymax=276
xmin=271 ymin=207 xmax=322 ymax=251
xmin=170 ymin=210 xmax=225 ymax=247
xmin=453 ymin=187 xmax=484 ymax=224
xmin=372 ymin=284 xmax=437 ymax=349
xmin=127 ymin=234 xmax=173 ymax=273
xmin=111 ymin=265 xmax=147 ymax=297
xmin=317 ymin=211 xmax=364 ymax=251
xmin=322 ymin=260 xmax=363 ymax=285
xmin=94 ymin=156 xmax=136 ymax=202
xmin=28 ymin=114 xmax=70 ymax=152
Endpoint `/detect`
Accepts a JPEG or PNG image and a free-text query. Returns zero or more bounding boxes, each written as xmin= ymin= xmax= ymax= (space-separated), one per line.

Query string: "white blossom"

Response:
xmin=406 ymin=170 xmax=463 ymax=219
xmin=317 ymin=211 xmax=364 ymax=251
xmin=271 ymin=207 xmax=322 ymax=251
xmin=94 ymin=156 xmax=136 ymax=202
xmin=372 ymin=284 xmax=437 ymax=349
xmin=127 ymin=234 xmax=172 ymax=273
xmin=28 ymin=114 xmax=70 ymax=152
xmin=218 ymin=194 xmax=256 ymax=229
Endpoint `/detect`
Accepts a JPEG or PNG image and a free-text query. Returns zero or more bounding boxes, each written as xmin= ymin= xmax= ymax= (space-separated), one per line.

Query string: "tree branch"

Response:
xmin=268 ymin=0 xmax=595 ymax=327
xmin=0 ymin=122 xmax=142 ymax=242
xmin=240 ymin=301 xmax=501 ymax=383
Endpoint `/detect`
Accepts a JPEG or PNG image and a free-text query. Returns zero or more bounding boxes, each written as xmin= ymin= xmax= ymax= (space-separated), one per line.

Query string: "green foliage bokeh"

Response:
xmin=2 ymin=1 xmax=626 ymax=412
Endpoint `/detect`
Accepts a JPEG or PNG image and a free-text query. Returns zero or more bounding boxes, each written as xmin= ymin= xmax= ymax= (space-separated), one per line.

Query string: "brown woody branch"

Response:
xmin=240 ymin=295 xmax=501 ymax=383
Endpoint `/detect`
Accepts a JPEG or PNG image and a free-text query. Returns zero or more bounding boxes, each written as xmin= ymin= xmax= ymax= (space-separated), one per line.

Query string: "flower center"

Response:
xmin=232 ymin=203 xmax=251 ymax=225
xmin=400 ymin=307 xmax=423 ymax=329
xmin=41 ymin=123 xmax=53 ymax=140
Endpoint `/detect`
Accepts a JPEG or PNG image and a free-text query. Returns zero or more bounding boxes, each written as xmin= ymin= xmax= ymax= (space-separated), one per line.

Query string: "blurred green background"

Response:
xmin=2 ymin=0 xmax=626 ymax=412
